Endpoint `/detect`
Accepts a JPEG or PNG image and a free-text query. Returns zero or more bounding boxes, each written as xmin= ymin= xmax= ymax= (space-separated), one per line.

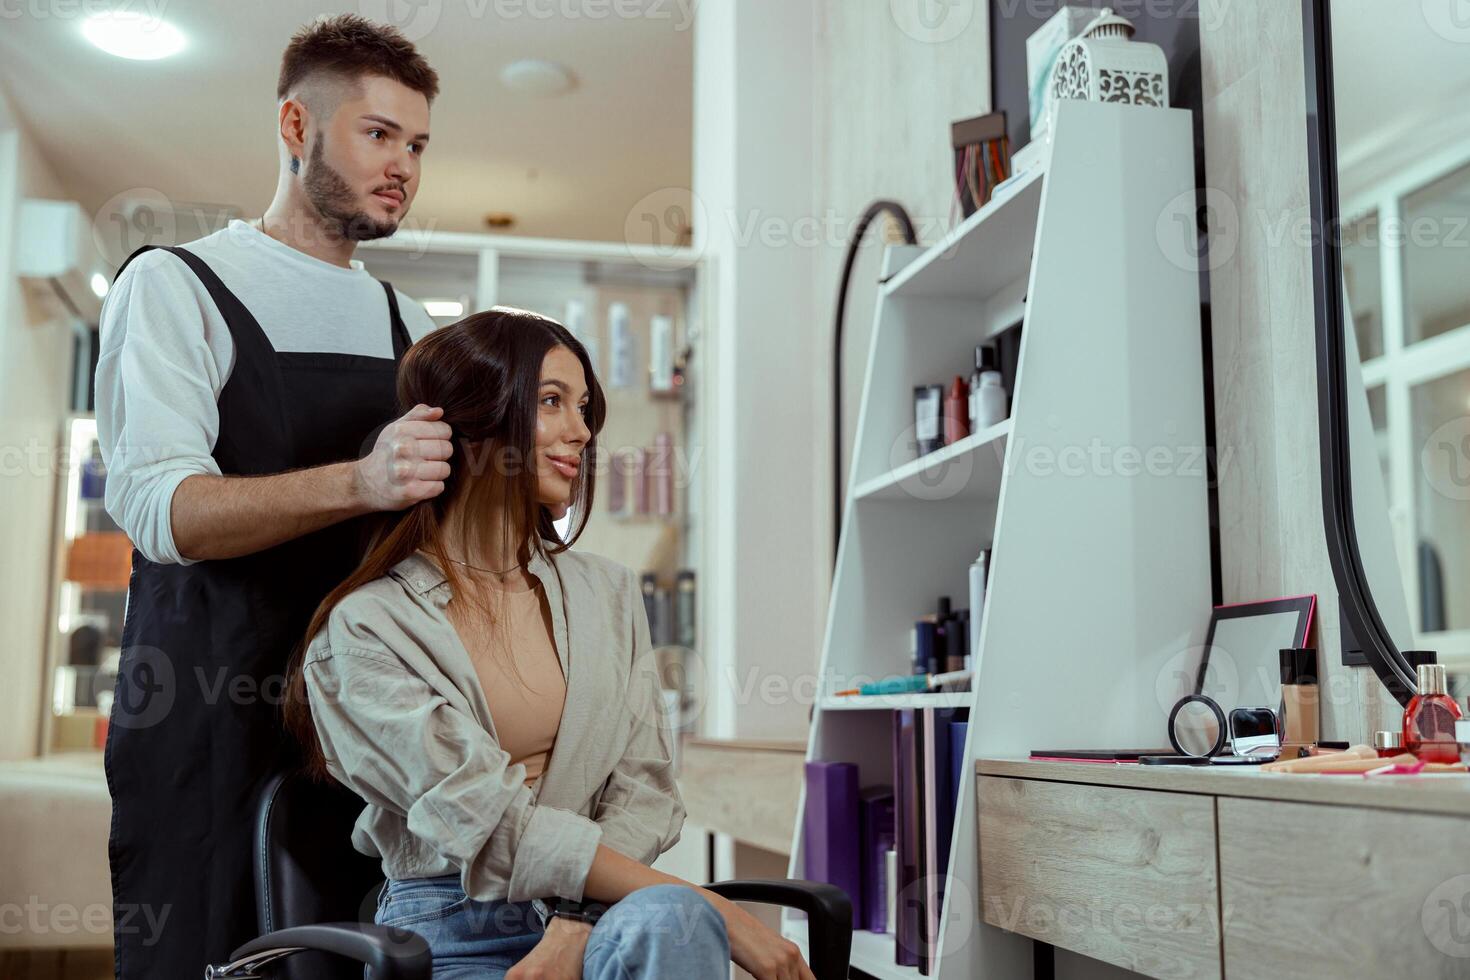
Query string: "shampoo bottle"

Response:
xmin=974 ymin=371 xmax=1008 ymax=429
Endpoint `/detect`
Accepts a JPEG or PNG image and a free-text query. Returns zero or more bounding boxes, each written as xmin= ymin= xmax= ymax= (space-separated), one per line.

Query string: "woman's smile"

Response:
xmin=546 ymin=453 xmax=580 ymax=480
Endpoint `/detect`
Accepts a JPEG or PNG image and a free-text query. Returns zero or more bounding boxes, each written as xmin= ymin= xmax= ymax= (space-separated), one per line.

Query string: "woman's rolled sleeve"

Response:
xmin=304 ymin=645 xmax=603 ymax=903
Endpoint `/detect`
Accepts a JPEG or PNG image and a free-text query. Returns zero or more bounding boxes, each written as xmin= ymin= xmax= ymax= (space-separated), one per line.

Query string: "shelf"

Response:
xmin=818 ymin=691 xmax=972 ymax=711
xmin=881 ymin=168 xmax=1044 ymax=302
xmin=853 ymin=420 xmax=1010 ymax=503
xmin=797 ymin=103 xmax=1211 ymax=980
xmin=784 ymin=918 xmax=923 ymax=980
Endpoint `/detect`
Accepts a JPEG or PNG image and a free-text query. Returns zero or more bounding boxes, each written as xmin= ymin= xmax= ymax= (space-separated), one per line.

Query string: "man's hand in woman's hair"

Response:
xmin=353 ymin=404 xmax=453 ymax=511
xmin=506 ymin=915 xmax=590 ymax=980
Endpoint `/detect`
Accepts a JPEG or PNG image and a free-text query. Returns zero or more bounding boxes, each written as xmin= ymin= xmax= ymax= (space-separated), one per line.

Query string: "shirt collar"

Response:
xmin=392 ymin=546 xmax=556 ymax=603
xmin=225 ymin=219 xmax=369 ymax=276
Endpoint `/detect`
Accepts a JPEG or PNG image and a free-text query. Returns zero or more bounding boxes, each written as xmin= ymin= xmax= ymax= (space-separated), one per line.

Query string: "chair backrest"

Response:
xmin=254 ymin=769 xmax=387 ymax=980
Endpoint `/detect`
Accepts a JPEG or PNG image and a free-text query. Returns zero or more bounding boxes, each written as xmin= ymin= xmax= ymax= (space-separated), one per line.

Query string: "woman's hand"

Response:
xmin=505 ymin=916 xmax=591 ymax=980
xmin=702 ymin=891 xmax=816 ymax=980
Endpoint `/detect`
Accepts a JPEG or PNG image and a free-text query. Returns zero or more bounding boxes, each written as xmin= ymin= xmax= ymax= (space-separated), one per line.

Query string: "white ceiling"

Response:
xmin=1331 ymin=0 xmax=1470 ymax=163
xmin=1331 ymin=1 xmax=1470 ymax=338
xmin=0 ymin=0 xmax=693 ymax=246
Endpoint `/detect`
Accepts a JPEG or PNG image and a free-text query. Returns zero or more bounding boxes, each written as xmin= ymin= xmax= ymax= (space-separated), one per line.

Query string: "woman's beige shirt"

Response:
xmin=303 ymin=547 xmax=684 ymax=904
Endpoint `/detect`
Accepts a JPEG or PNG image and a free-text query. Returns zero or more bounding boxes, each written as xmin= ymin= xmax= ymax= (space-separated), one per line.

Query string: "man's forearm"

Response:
xmin=170 ymin=462 xmax=371 ymax=562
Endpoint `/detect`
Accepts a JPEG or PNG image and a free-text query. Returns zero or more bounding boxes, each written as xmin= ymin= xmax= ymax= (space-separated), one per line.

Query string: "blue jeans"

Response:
xmin=373 ymin=875 xmax=730 ymax=979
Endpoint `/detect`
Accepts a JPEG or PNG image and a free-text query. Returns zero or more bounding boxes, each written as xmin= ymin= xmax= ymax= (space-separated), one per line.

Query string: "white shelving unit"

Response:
xmin=784 ymin=100 xmax=1213 ymax=978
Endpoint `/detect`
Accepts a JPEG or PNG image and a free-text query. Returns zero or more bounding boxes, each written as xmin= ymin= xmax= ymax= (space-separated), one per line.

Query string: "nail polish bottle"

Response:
xmin=1373 ymin=730 xmax=1403 ymax=759
xmin=1402 ymin=662 xmax=1464 ymax=763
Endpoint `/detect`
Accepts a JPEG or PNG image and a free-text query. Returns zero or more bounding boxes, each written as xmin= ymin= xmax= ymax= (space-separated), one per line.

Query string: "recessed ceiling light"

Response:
xmin=90 ymin=273 xmax=110 ymax=298
xmin=499 ymin=59 xmax=576 ymax=97
xmin=424 ymin=300 xmax=465 ymax=318
xmin=82 ymin=11 xmax=186 ymax=61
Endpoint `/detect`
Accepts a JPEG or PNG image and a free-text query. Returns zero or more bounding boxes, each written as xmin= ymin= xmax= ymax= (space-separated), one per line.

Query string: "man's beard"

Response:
xmin=302 ymin=136 xmax=400 ymax=242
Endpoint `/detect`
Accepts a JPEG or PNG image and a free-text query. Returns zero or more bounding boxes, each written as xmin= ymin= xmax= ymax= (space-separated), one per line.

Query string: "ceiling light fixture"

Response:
xmin=82 ymin=11 xmax=186 ymax=61
xmin=424 ymin=300 xmax=465 ymax=318
xmin=498 ymin=59 xmax=576 ymax=97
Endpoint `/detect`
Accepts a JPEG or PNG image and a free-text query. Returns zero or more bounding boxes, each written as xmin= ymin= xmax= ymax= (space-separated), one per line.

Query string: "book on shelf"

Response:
xmin=894 ymin=706 xmax=969 ymax=975
xmin=948 ymin=721 xmax=969 ymax=819
xmin=858 ymin=787 xmax=895 ymax=932
xmin=892 ymin=709 xmax=923 ymax=969
xmin=802 ymin=761 xmax=861 ymax=928
xmin=800 ymin=708 xmax=968 ymax=972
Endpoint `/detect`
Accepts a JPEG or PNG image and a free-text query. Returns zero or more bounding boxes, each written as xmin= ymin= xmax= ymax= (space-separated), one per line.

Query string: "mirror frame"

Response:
xmin=1301 ymin=0 xmax=1417 ymax=706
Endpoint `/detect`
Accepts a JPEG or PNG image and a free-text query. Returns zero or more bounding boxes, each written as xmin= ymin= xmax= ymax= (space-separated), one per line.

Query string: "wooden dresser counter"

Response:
xmin=976 ymin=757 xmax=1470 ymax=979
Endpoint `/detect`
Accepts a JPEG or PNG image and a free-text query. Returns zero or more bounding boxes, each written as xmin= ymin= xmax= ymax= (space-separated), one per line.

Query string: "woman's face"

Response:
xmin=534 ymin=345 xmax=592 ymax=505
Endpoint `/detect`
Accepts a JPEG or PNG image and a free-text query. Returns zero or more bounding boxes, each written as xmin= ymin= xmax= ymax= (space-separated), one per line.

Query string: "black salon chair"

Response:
xmin=205 ymin=770 xmax=852 ymax=979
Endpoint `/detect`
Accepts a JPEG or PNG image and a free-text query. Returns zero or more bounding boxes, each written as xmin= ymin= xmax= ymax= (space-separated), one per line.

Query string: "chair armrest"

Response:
xmin=205 ymin=922 xmax=431 ymax=980
xmin=703 ymin=878 xmax=852 ymax=980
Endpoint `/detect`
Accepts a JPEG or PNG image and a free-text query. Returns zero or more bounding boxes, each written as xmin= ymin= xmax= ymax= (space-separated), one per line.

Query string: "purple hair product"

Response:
xmin=631 ymin=447 xmax=650 ymax=515
xmin=653 ymin=432 xmax=675 ymax=516
xmin=607 ymin=450 xmax=628 ymax=515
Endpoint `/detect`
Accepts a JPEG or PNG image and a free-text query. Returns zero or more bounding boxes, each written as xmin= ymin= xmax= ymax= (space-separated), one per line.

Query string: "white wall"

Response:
xmin=691 ymin=0 xmax=993 ymax=741
xmin=692 ymin=0 xmax=820 ymax=740
xmin=1199 ymin=0 xmax=1401 ymax=745
xmin=812 ymin=2 xmax=992 ymax=651
xmin=0 ymin=87 xmax=75 ymax=760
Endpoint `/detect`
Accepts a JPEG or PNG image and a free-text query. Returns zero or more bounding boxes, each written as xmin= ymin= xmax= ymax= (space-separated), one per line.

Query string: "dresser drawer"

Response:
xmin=1219 ymin=797 xmax=1470 ymax=979
xmin=977 ymin=775 xmax=1221 ymax=979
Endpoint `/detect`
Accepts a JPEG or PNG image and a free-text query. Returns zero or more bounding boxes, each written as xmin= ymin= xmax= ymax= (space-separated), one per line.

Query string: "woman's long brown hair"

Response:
xmin=283 ymin=306 xmax=607 ymax=781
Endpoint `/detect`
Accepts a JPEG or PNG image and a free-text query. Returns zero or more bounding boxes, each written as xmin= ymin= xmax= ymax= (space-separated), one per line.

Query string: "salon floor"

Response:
xmin=0 ymin=950 xmax=113 ymax=979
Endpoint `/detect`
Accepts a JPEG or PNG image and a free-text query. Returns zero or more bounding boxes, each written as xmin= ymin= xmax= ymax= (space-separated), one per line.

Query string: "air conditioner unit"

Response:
xmin=17 ymin=198 xmax=110 ymax=323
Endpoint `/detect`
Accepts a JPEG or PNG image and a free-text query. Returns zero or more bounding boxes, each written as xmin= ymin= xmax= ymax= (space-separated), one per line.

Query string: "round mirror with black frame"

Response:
xmin=1305 ymin=0 xmax=1470 ymax=707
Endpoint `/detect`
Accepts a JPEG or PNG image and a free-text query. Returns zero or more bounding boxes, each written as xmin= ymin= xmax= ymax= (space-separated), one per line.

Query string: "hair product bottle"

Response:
xmin=640 ymin=572 xmax=658 ymax=626
xmin=631 ymin=447 xmax=650 ymax=515
xmin=974 ymin=370 xmax=1008 ymax=429
xmin=914 ymin=385 xmax=943 ymax=457
xmin=1402 ymin=662 xmax=1463 ymax=763
xmin=944 ymin=377 xmax=970 ymax=446
xmin=967 ymin=550 xmax=988 ymax=670
xmin=608 ymin=302 xmax=634 ymax=389
xmin=968 ymin=344 xmax=997 ymax=432
xmin=675 ymin=570 xmax=697 ymax=649
xmin=653 ymin=432 xmax=675 ymax=516
xmin=649 ymin=315 xmax=675 ymax=393
xmin=607 ymin=450 xmax=628 ymax=515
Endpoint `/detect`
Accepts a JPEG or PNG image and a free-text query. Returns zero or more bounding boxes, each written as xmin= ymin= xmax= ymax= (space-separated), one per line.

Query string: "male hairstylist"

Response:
xmin=96 ymin=16 xmax=450 ymax=977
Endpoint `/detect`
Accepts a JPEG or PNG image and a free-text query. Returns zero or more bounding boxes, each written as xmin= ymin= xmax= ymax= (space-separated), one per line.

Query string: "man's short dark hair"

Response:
xmin=277 ymin=14 xmax=440 ymax=107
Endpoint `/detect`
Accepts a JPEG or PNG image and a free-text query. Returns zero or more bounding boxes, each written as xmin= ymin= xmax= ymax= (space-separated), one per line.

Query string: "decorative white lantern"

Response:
xmin=1047 ymin=9 xmax=1169 ymax=120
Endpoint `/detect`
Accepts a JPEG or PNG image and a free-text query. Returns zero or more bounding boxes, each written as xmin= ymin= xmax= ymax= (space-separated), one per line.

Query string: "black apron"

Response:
xmin=103 ymin=244 xmax=411 ymax=978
